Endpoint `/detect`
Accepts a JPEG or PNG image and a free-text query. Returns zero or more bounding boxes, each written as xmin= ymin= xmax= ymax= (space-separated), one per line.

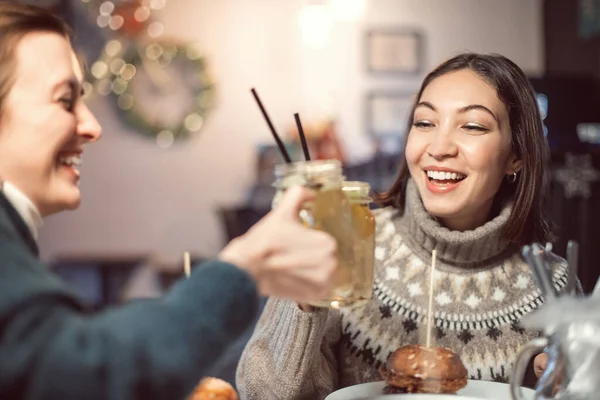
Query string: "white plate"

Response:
xmin=324 ymin=379 xmax=535 ymax=400
xmin=343 ymin=396 xmax=486 ymax=400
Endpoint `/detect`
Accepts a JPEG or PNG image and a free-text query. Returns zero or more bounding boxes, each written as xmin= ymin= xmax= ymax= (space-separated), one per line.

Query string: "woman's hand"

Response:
xmin=219 ymin=185 xmax=338 ymax=303
xmin=534 ymin=353 xmax=548 ymax=378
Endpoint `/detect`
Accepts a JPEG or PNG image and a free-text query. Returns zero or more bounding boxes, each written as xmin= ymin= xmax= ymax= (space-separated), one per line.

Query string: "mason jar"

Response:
xmin=272 ymin=160 xmax=375 ymax=308
xmin=341 ymin=181 xmax=375 ymax=307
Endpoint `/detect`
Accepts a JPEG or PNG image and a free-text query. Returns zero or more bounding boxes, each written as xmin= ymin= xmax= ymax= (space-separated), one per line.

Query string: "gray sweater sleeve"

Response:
xmin=236 ymin=297 xmax=342 ymax=400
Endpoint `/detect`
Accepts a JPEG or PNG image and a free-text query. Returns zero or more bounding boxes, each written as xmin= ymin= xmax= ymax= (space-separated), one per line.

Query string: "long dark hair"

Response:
xmin=377 ymin=52 xmax=554 ymax=245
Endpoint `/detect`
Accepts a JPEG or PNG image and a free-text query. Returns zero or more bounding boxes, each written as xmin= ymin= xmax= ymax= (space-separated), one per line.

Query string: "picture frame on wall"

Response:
xmin=366 ymin=91 xmax=415 ymax=152
xmin=365 ymin=29 xmax=424 ymax=75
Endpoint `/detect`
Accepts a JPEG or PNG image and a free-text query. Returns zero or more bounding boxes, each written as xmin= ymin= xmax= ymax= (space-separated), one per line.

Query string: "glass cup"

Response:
xmin=272 ymin=160 xmax=375 ymax=308
xmin=341 ymin=181 xmax=375 ymax=308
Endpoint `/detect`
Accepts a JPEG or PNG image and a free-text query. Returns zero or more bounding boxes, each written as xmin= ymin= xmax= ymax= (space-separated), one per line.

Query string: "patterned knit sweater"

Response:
xmin=236 ymin=180 xmax=569 ymax=400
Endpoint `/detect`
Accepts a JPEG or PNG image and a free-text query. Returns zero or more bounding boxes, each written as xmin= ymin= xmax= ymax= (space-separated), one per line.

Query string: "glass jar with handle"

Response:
xmin=272 ymin=160 xmax=375 ymax=308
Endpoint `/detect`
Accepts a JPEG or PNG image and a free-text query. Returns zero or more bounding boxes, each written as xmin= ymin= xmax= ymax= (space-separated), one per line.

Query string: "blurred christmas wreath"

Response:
xmin=82 ymin=0 xmax=215 ymax=146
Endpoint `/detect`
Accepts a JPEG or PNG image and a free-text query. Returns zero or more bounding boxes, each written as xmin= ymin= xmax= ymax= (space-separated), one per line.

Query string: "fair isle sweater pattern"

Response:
xmin=337 ymin=184 xmax=568 ymax=384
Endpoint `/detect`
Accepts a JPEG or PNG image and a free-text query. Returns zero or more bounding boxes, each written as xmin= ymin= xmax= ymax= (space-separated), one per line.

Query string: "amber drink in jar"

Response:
xmin=272 ymin=160 xmax=375 ymax=308
xmin=341 ymin=181 xmax=375 ymax=307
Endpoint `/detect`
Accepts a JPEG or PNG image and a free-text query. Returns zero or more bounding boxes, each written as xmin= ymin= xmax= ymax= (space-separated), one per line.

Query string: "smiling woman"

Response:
xmin=236 ymin=53 xmax=570 ymax=400
xmin=378 ymin=54 xmax=553 ymax=244
xmin=0 ymin=3 xmax=102 ymax=218
xmin=405 ymin=69 xmax=519 ymax=231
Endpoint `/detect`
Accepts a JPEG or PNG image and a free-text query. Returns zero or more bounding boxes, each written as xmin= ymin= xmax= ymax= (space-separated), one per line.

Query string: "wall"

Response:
xmin=38 ymin=0 xmax=545 ymax=262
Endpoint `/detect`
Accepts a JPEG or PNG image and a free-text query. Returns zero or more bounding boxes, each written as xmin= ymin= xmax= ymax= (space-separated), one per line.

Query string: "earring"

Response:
xmin=508 ymin=171 xmax=517 ymax=183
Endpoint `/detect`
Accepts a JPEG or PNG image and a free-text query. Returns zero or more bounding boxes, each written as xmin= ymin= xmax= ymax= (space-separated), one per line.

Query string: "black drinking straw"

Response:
xmin=294 ymin=113 xmax=311 ymax=161
xmin=250 ymin=88 xmax=292 ymax=163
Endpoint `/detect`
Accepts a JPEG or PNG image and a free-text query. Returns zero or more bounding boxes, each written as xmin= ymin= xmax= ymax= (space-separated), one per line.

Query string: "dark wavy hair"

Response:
xmin=376 ymin=52 xmax=554 ymax=246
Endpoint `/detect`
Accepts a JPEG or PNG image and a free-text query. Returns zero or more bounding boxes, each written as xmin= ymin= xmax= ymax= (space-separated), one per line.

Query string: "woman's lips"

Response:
xmin=57 ymin=153 xmax=82 ymax=180
xmin=424 ymin=170 xmax=465 ymax=194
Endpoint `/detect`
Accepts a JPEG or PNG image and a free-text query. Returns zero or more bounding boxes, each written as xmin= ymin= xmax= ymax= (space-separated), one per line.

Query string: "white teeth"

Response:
xmin=58 ymin=155 xmax=82 ymax=169
xmin=426 ymin=170 xmax=465 ymax=180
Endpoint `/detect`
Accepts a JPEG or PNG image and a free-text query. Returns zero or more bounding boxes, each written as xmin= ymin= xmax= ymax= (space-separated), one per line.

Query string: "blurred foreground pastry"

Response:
xmin=190 ymin=377 xmax=239 ymax=400
xmin=379 ymin=344 xmax=468 ymax=394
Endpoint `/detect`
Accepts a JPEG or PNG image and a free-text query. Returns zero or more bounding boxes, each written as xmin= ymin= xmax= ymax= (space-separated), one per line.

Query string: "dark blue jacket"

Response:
xmin=0 ymin=192 xmax=259 ymax=399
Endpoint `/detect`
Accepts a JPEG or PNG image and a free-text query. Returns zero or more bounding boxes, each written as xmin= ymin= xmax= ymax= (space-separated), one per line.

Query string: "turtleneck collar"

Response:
xmin=395 ymin=179 xmax=514 ymax=268
xmin=0 ymin=180 xmax=43 ymax=240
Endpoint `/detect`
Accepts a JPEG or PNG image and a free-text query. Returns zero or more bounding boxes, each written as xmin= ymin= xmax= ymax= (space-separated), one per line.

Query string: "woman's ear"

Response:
xmin=506 ymin=154 xmax=522 ymax=174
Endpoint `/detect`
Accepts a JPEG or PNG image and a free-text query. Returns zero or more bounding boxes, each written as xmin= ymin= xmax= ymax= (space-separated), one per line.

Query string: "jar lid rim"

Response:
xmin=274 ymin=159 xmax=342 ymax=177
